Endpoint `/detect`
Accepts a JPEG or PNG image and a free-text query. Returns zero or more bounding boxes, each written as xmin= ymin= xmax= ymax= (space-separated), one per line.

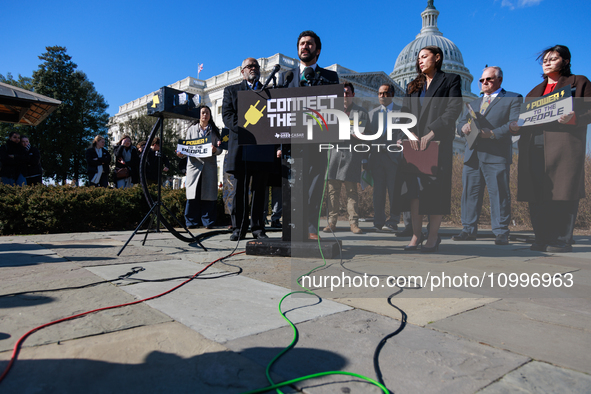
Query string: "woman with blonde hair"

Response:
xmin=86 ymin=135 xmax=111 ymax=187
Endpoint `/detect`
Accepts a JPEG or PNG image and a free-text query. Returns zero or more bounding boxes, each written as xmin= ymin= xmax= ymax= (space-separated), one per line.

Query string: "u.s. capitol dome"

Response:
xmin=390 ymin=0 xmax=476 ymax=99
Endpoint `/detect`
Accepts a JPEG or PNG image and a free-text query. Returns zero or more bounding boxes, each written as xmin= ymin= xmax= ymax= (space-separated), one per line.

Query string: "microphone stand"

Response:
xmin=117 ymin=115 xmax=206 ymax=256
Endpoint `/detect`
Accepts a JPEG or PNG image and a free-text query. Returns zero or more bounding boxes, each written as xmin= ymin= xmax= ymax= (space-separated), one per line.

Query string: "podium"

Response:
xmin=237 ymin=85 xmax=343 ymax=258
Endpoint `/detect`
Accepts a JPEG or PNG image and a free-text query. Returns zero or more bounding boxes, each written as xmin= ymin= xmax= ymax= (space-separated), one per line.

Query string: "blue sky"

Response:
xmin=2 ymin=0 xmax=590 ymax=122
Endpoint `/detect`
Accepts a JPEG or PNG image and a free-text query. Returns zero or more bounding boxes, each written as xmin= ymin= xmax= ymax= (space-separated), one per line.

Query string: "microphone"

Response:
xmin=300 ymin=67 xmax=315 ymax=87
xmin=249 ymin=77 xmax=260 ymax=90
xmin=314 ymin=73 xmax=338 ymax=85
xmin=261 ymin=64 xmax=281 ymax=90
xmin=282 ymin=70 xmax=294 ymax=87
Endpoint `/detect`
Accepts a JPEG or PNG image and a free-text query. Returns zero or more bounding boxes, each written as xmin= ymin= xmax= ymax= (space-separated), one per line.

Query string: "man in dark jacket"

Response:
xmin=145 ymin=137 xmax=170 ymax=185
xmin=20 ymin=135 xmax=43 ymax=185
xmin=223 ymin=57 xmax=277 ymax=241
xmin=277 ymin=30 xmax=339 ymax=240
xmin=0 ymin=132 xmax=27 ymax=186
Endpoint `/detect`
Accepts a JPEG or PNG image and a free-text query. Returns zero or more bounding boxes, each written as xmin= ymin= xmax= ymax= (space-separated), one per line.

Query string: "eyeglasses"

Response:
xmin=479 ymin=77 xmax=496 ymax=83
xmin=243 ymin=64 xmax=260 ymax=70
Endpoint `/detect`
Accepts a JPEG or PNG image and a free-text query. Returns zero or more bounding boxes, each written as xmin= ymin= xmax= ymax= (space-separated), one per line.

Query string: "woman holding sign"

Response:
xmin=510 ymin=45 xmax=591 ymax=252
xmin=399 ymin=46 xmax=463 ymax=253
xmin=178 ymin=104 xmax=222 ymax=229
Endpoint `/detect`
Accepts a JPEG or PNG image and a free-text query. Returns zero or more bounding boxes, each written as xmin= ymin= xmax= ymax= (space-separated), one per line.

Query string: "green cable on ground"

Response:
xmin=243 ymin=371 xmax=389 ymax=394
xmin=249 ymin=148 xmax=390 ymax=394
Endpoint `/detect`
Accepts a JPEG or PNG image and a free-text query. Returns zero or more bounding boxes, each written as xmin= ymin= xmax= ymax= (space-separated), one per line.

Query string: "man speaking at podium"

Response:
xmin=277 ymin=30 xmax=339 ymax=240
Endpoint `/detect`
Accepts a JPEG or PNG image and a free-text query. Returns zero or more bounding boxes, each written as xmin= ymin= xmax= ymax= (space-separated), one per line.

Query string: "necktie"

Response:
xmin=480 ymin=95 xmax=491 ymax=114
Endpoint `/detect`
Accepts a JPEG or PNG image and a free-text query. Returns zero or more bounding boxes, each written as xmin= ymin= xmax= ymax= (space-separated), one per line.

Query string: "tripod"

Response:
xmin=117 ymin=116 xmax=206 ymax=256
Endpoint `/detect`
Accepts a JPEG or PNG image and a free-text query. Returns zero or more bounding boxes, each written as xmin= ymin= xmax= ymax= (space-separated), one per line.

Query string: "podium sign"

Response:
xmin=237 ymin=85 xmax=344 ymax=145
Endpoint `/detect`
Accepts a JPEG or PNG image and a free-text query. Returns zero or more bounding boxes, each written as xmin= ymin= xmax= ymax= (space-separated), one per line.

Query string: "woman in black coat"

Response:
xmin=86 ymin=135 xmax=111 ymax=187
xmin=400 ymin=45 xmax=463 ymax=252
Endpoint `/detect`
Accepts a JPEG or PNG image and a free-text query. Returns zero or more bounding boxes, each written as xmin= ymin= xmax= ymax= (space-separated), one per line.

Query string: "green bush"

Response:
xmin=0 ymin=184 xmax=229 ymax=235
xmin=2 ymin=154 xmax=588 ymax=235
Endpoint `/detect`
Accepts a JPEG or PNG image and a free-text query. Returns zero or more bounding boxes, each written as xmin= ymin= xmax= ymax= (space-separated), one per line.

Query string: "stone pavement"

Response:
xmin=0 ymin=224 xmax=590 ymax=393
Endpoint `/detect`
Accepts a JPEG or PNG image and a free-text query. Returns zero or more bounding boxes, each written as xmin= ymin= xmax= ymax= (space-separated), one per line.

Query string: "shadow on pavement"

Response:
xmin=0 ymin=347 xmax=348 ymax=394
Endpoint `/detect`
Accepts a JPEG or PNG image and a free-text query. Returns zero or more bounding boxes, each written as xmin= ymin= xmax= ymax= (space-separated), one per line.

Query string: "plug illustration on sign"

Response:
xmin=243 ymin=100 xmax=266 ymax=127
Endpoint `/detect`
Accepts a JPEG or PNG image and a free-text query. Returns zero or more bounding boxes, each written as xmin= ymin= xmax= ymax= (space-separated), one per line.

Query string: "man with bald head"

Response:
xmin=223 ymin=57 xmax=277 ymax=241
xmin=454 ymin=66 xmax=522 ymax=245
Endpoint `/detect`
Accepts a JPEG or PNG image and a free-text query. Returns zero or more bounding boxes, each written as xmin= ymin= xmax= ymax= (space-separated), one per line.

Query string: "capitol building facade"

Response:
xmin=109 ymin=1 xmax=478 ymax=180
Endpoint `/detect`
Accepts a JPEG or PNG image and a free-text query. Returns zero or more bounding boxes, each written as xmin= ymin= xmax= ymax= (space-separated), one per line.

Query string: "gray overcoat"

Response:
xmin=185 ymin=123 xmax=222 ymax=201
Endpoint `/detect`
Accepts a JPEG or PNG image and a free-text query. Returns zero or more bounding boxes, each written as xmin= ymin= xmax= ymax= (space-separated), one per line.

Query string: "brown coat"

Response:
xmin=517 ymin=74 xmax=591 ymax=201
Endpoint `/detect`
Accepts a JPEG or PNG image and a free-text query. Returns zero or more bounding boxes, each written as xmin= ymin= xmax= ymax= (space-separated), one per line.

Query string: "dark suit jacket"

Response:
xmin=403 ymin=71 xmax=463 ymax=143
xmin=327 ymin=102 xmax=369 ymax=182
xmin=85 ymin=147 xmax=111 ymax=179
xmin=277 ymin=65 xmax=339 ymax=88
xmin=368 ymin=102 xmax=403 ymax=165
xmin=222 ymin=80 xmax=276 ymax=174
xmin=400 ymin=70 xmax=463 ymax=215
xmin=517 ymin=74 xmax=591 ymax=201
xmin=457 ymin=89 xmax=523 ymax=164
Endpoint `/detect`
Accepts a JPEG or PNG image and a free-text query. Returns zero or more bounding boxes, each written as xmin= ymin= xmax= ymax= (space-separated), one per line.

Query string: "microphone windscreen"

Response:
xmin=303 ymin=67 xmax=315 ymax=82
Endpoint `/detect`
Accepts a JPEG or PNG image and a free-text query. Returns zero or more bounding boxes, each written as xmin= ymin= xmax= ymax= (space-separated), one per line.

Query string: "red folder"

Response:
xmin=401 ymin=141 xmax=440 ymax=176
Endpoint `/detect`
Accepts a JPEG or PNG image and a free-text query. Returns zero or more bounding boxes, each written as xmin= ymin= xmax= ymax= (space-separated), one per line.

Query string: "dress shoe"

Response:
xmin=205 ymin=224 xmax=215 ymax=230
xmin=395 ymin=227 xmax=413 ymax=237
xmin=451 ymin=231 xmax=476 ymax=241
xmin=421 ymin=236 xmax=442 ymax=253
xmin=230 ymin=231 xmax=246 ymax=241
xmin=381 ymin=223 xmax=397 ymax=232
xmin=322 ymin=224 xmax=336 ymax=233
xmin=546 ymin=242 xmax=572 ymax=253
xmin=270 ymin=220 xmax=282 ymax=228
xmin=495 ymin=234 xmax=509 ymax=245
xmin=253 ymin=232 xmax=269 ymax=240
xmin=404 ymin=232 xmax=426 ymax=251
xmin=530 ymin=242 xmax=547 ymax=252
xmin=188 ymin=225 xmax=199 ymax=229
xmin=308 ymin=233 xmax=319 ymax=240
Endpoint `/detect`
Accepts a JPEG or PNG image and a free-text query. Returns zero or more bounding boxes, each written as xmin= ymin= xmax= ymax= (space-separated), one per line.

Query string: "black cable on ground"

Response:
xmin=373 ymin=289 xmax=407 ymax=388
xmin=0 ymin=263 xmax=243 ymax=298
xmin=0 ymin=266 xmax=147 ymax=298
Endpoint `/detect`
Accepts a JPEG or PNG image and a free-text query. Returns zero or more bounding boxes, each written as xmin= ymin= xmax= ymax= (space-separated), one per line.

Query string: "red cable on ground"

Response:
xmin=0 ymin=251 xmax=246 ymax=384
